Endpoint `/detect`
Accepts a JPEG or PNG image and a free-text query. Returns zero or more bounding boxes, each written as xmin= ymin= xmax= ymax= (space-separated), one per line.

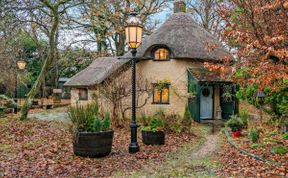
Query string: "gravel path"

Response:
xmin=28 ymin=109 xmax=70 ymax=123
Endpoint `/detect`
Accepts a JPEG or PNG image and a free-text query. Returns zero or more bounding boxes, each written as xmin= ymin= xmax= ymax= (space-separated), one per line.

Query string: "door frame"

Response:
xmin=199 ymin=85 xmax=214 ymax=120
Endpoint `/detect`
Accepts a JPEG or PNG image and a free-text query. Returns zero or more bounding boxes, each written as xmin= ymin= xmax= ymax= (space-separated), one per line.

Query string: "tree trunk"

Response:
xmin=20 ymin=58 xmax=50 ymax=120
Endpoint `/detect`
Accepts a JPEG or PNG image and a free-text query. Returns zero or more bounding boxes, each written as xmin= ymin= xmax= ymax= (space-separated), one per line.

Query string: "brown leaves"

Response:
xmin=0 ymin=116 xmax=195 ymax=177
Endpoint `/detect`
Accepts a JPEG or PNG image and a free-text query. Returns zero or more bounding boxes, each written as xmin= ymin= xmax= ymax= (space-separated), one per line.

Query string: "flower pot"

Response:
xmin=231 ymin=131 xmax=241 ymax=137
xmin=142 ymin=130 xmax=165 ymax=145
xmin=73 ymin=130 xmax=113 ymax=158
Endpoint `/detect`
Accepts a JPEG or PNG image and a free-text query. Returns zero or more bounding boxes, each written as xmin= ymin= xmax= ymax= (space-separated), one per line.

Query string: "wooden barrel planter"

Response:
xmin=73 ymin=130 xmax=114 ymax=158
xmin=142 ymin=131 xmax=165 ymax=145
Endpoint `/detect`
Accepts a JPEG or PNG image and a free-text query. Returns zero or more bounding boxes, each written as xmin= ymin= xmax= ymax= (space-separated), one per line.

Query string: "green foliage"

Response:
xmin=225 ymin=115 xmax=244 ymax=132
xmin=266 ymin=87 xmax=288 ymax=117
xmin=282 ymin=133 xmax=288 ymax=140
xmin=239 ymin=110 xmax=249 ymax=127
xmin=270 ymin=146 xmax=288 ymax=154
xmin=263 ymin=137 xmax=278 ymax=143
xmin=102 ymin=112 xmax=111 ymax=131
xmin=283 ymin=120 xmax=288 ymax=127
xmin=68 ymin=102 xmax=111 ymax=133
xmin=181 ymin=105 xmax=192 ymax=132
xmin=93 ymin=116 xmax=102 ymax=132
xmin=249 ymin=130 xmax=259 ymax=143
xmin=142 ymin=115 xmax=164 ymax=132
xmin=249 ymin=143 xmax=264 ymax=149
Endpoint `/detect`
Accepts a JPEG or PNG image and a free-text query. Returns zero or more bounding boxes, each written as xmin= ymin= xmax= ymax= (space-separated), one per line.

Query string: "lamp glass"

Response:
xmin=17 ymin=60 xmax=26 ymax=70
xmin=125 ymin=13 xmax=143 ymax=49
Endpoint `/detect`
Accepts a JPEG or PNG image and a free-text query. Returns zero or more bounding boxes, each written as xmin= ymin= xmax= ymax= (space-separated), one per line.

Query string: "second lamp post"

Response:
xmin=125 ymin=12 xmax=143 ymax=153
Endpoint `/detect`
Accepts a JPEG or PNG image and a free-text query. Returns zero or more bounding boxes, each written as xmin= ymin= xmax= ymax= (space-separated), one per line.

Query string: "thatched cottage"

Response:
xmin=65 ymin=1 xmax=238 ymax=122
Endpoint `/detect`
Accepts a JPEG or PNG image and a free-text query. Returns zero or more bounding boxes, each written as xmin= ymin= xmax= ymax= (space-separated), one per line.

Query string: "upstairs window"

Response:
xmin=78 ymin=88 xmax=88 ymax=100
xmin=154 ymin=48 xmax=170 ymax=60
xmin=152 ymin=84 xmax=170 ymax=104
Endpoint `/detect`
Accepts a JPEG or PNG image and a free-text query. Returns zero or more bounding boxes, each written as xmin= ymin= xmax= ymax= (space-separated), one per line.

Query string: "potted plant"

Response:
xmin=225 ymin=115 xmax=244 ymax=137
xmin=68 ymin=102 xmax=113 ymax=158
xmin=142 ymin=116 xmax=165 ymax=145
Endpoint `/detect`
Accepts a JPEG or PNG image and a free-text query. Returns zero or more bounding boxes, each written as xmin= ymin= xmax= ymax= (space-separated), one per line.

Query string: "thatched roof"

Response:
xmin=65 ymin=12 xmax=230 ymax=87
xmin=64 ymin=57 xmax=129 ymax=87
xmin=188 ymin=67 xmax=231 ymax=83
xmin=124 ymin=12 xmax=229 ymax=61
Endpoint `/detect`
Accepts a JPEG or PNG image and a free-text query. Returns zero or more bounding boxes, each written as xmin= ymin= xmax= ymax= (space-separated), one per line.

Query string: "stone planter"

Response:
xmin=73 ymin=130 xmax=114 ymax=158
xmin=142 ymin=130 xmax=165 ymax=145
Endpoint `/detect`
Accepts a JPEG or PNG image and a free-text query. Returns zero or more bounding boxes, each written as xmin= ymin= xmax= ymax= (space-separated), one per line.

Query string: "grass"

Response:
xmin=114 ymin=125 xmax=223 ymax=177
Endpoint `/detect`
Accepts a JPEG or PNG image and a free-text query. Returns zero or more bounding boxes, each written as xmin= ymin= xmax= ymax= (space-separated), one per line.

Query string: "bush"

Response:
xmin=142 ymin=116 xmax=164 ymax=132
xmin=239 ymin=110 xmax=249 ymax=127
xmin=282 ymin=133 xmax=288 ymax=140
xmin=68 ymin=102 xmax=111 ymax=133
xmin=270 ymin=146 xmax=288 ymax=154
xmin=225 ymin=115 xmax=244 ymax=132
xmin=181 ymin=105 xmax=192 ymax=132
xmin=250 ymin=143 xmax=264 ymax=149
xmin=249 ymin=130 xmax=259 ymax=143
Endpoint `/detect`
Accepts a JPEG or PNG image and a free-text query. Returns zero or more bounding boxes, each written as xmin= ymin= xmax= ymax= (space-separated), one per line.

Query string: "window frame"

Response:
xmin=152 ymin=48 xmax=170 ymax=61
xmin=152 ymin=83 xmax=170 ymax=104
xmin=78 ymin=88 xmax=88 ymax=101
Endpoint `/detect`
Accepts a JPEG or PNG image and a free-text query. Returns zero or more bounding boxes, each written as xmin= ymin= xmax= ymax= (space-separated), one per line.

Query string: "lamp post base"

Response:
xmin=129 ymin=142 xmax=140 ymax=153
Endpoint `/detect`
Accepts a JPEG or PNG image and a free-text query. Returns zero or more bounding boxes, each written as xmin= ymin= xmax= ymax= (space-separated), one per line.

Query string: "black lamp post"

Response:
xmin=125 ymin=12 xmax=143 ymax=153
xmin=256 ymin=90 xmax=265 ymax=123
xmin=14 ymin=59 xmax=27 ymax=114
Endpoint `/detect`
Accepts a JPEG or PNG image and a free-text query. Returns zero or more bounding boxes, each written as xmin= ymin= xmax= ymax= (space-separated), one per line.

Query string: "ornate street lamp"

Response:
xmin=256 ymin=90 xmax=265 ymax=123
xmin=125 ymin=12 xmax=143 ymax=153
xmin=14 ymin=58 xmax=27 ymax=113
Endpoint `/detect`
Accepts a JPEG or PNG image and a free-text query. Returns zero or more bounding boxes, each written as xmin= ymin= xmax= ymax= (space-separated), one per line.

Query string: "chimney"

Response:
xmin=174 ymin=0 xmax=186 ymax=13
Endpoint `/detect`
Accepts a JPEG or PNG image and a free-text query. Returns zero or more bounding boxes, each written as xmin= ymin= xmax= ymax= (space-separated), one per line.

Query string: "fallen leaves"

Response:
xmin=0 ymin=116 xmax=196 ymax=177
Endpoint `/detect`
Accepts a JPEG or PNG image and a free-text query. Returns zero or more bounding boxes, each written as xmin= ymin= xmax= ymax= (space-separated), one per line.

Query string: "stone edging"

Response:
xmin=223 ymin=130 xmax=283 ymax=166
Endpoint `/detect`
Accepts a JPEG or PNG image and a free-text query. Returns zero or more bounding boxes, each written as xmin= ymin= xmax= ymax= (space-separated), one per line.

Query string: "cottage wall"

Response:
xmin=70 ymin=59 xmax=213 ymax=118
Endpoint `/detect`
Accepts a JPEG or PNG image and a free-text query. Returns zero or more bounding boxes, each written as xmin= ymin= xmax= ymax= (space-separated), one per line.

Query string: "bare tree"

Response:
xmin=187 ymin=0 xmax=225 ymax=39
xmin=97 ymin=65 xmax=153 ymax=128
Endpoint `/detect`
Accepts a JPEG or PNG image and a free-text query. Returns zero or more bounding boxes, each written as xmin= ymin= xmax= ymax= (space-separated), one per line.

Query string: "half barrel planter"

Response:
xmin=142 ymin=130 xmax=165 ymax=145
xmin=73 ymin=130 xmax=114 ymax=158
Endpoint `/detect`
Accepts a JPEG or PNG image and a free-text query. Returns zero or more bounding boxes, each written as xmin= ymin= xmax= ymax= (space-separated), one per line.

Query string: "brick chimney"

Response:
xmin=174 ymin=0 xmax=186 ymax=13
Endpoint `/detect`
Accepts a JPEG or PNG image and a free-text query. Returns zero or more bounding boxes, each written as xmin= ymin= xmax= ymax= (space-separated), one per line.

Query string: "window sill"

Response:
xmin=151 ymin=102 xmax=170 ymax=105
xmin=152 ymin=59 xmax=170 ymax=61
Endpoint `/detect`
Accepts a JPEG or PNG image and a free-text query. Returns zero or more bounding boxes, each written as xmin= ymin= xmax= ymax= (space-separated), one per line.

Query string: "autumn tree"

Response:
xmin=205 ymin=0 xmax=288 ymax=116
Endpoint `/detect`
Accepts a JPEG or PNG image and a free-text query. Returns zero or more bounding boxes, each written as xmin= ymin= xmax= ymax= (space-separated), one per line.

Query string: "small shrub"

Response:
xmin=249 ymin=130 xmax=259 ymax=143
xmin=250 ymin=143 xmax=264 ymax=149
xmin=239 ymin=110 xmax=249 ymax=127
xmin=181 ymin=105 xmax=192 ymax=132
xmin=68 ymin=102 xmax=111 ymax=133
xmin=170 ymin=122 xmax=183 ymax=134
xmin=94 ymin=116 xmax=102 ymax=132
xmin=283 ymin=120 xmax=288 ymax=127
xmin=142 ymin=116 xmax=164 ymax=132
xmin=102 ymin=112 xmax=111 ymax=131
xmin=225 ymin=115 xmax=244 ymax=132
xmin=282 ymin=133 xmax=288 ymax=140
xmin=270 ymin=146 xmax=288 ymax=154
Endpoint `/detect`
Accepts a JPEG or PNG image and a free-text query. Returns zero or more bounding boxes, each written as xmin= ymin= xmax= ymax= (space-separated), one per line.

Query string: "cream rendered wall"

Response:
xmin=70 ymin=59 xmax=215 ymax=118
xmin=136 ymin=59 xmax=202 ymax=117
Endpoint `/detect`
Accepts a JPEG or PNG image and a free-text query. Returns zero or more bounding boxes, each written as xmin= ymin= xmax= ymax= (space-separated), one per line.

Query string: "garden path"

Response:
xmin=116 ymin=125 xmax=223 ymax=177
xmin=27 ymin=108 xmax=70 ymax=123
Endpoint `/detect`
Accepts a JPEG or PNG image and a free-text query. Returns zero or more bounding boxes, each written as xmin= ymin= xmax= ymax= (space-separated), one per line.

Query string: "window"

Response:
xmin=153 ymin=84 xmax=170 ymax=104
xmin=78 ymin=88 xmax=88 ymax=100
xmin=154 ymin=48 xmax=170 ymax=60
